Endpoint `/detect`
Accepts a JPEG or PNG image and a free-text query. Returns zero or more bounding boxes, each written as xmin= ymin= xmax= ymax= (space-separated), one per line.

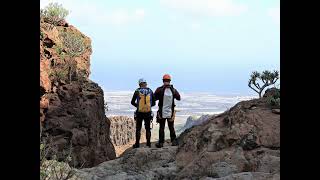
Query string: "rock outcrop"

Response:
xmin=175 ymin=96 xmax=280 ymax=179
xmin=75 ymin=93 xmax=280 ymax=179
xmin=263 ymin=88 xmax=280 ymax=98
xmin=109 ymin=116 xmax=146 ymax=156
xmin=40 ymin=18 xmax=116 ymax=168
xmin=178 ymin=114 xmax=212 ymax=133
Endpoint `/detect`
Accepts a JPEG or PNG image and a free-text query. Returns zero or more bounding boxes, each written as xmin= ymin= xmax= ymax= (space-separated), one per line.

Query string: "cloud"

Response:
xmin=40 ymin=0 xmax=146 ymax=27
xmin=267 ymin=6 xmax=280 ymax=25
xmin=160 ymin=0 xmax=248 ymax=17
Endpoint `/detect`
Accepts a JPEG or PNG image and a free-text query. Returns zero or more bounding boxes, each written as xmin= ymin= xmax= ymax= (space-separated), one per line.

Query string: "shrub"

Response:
xmin=54 ymin=45 xmax=63 ymax=55
xmin=60 ymin=31 xmax=86 ymax=57
xmin=248 ymin=70 xmax=279 ymax=98
xmin=273 ymin=89 xmax=280 ymax=99
xmin=51 ymin=68 xmax=69 ymax=82
xmin=40 ymin=126 xmax=78 ymax=180
xmin=266 ymin=88 xmax=280 ymax=108
xmin=54 ymin=44 xmax=66 ymax=61
xmin=41 ymin=2 xmax=69 ymax=26
xmin=267 ymin=96 xmax=280 ymax=108
xmin=49 ymin=59 xmax=77 ymax=83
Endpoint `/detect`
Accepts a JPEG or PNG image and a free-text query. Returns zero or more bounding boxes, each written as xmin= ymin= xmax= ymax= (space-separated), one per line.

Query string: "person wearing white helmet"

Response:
xmin=131 ymin=78 xmax=156 ymax=148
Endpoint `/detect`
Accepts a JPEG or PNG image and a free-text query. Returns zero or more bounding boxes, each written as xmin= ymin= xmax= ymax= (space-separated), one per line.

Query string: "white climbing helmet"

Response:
xmin=138 ymin=78 xmax=147 ymax=84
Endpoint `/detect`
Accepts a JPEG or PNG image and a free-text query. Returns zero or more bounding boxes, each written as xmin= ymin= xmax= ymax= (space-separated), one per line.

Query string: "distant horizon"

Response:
xmin=97 ymin=80 xmax=275 ymax=97
xmin=101 ymin=87 xmax=260 ymax=99
xmin=103 ymin=89 xmax=257 ymax=118
xmin=102 ymin=88 xmax=257 ymax=96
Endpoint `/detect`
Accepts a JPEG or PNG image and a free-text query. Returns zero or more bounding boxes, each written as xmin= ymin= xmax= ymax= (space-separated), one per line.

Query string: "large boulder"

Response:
xmin=263 ymin=88 xmax=280 ymax=98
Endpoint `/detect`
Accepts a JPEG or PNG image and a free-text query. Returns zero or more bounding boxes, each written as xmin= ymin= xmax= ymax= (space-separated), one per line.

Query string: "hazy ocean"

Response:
xmin=104 ymin=90 xmax=256 ymax=141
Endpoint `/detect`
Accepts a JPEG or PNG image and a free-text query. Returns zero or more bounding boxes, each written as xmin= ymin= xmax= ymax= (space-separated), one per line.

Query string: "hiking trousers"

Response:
xmin=135 ymin=112 xmax=152 ymax=145
xmin=158 ymin=118 xmax=176 ymax=144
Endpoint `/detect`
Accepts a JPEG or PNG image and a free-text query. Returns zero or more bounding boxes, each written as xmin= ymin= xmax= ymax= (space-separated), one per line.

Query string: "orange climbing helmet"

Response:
xmin=163 ymin=74 xmax=171 ymax=80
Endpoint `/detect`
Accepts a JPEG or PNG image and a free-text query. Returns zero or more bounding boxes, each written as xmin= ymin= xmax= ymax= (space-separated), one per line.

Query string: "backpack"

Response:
xmin=137 ymin=88 xmax=152 ymax=113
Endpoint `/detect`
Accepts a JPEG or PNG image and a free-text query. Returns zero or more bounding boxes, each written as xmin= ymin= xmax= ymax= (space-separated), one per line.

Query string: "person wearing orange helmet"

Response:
xmin=154 ymin=74 xmax=181 ymax=148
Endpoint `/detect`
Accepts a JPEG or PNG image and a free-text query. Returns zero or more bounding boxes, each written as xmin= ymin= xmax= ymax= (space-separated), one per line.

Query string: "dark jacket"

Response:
xmin=154 ymin=85 xmax=181 ymax=118
xmin=131 ymin=87 xmax=156 ymax=111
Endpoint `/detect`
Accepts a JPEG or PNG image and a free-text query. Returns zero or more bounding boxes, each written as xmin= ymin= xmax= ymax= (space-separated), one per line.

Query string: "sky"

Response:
xmin=40 ymin=0 xmax=280 ymax=95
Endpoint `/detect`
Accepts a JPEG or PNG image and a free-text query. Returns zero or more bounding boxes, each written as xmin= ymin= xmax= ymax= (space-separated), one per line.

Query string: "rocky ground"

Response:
xmin=75 ymin=91 xmax=280 ymax=179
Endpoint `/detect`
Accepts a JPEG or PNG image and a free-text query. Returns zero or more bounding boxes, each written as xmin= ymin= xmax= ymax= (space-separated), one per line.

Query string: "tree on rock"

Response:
xmin=248 ymin=70 xmax=279 ymax=98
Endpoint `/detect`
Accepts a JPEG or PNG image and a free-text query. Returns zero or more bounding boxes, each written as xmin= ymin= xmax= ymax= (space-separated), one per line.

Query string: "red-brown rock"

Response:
xmin=40 ymin=20 xmax=116 ymax=168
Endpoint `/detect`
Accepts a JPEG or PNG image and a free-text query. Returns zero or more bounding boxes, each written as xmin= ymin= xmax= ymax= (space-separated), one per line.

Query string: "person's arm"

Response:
xmin=151 ymin=90 xmax=156 ymax=107
xmin=154 ymin=87 xmax=160 ymax=101
xmin=131 ymin=90 xmax=138 ymax=107
xmin=173 ymin=88 xmax=181 ymax=101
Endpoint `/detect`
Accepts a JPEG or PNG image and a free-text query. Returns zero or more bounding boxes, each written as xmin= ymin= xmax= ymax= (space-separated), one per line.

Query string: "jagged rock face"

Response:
xmin=74 ymin=97 xmax=280 ymax=179
xmin=40 ymin=19 xmax=92 ymax=124
xmin=175 ymin=97 xmax=280 ymax=179
xmin=109 ymin=116 xmax=136 ymax=146
xmin=43 ymin=81 xmax=116 ymax=168
xmin=109 ymin=116 xmax=146 ymax=157
xmin=40 ymin=19 xmax=116 ymax=168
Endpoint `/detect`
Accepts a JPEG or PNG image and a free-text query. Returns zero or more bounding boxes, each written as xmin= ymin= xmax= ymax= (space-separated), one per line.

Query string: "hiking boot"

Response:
xmin=171 ymin=139 xmax=179 ymax=146
xmin=147 ymin=142 xmax=151 ymax=148
xmin=133 ymin=143 xmax=140 ymax=148
xmin=155 ymin=142 xmax=163 ymax=148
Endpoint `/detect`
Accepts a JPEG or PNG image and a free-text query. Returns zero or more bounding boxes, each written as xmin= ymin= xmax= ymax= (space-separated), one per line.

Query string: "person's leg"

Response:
xmin=144 ymin=114 xmax=151 ymax=147
xmin=168 ymin=118 xmax=177 ymax=145
xmin=133 ymin=115 xmax=143 ymax=148
xmin=156 ymin=118 xmax=165 ymax=148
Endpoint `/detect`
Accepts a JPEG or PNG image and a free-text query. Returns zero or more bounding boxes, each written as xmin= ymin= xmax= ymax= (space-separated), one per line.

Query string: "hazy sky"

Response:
xmin=41 ymin=0 xmax=280 ymax=95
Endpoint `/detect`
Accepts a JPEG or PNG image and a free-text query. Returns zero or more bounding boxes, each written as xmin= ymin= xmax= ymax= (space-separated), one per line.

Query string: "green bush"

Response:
xmin=266 ymin=90 xmax=280 ymax=108
xmin=53 ymin=68 xmax=69 ymax=82
xmin=41 ymin=2 xmax=69 ymax=26
xmin=40 ymin=128 xmax=77 ymax=180
xmin=60 ymin=31 xmax=86 ymax=57
xmin=54 ymin=45 xmax=63 ymax=55
xmin=273 ymin=89 xmax=280 ymax=99
xmin=54 ymin=44 xmax=66 ymax=61
xmin=49 ymin=58 xmax=77 ymax=83
xmin=267 ymin=97 xmax=280 ymax=108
